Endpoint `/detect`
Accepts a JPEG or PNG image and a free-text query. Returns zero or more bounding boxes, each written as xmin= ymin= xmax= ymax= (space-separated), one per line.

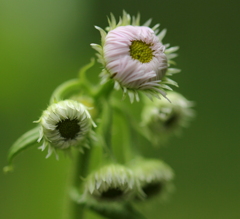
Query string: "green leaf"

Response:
xmin=4 ymin=126 xmax=39 ymax=172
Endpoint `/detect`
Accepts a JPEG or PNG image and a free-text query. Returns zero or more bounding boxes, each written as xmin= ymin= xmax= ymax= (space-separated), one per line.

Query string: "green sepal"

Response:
xmin=4 ymin=126 xmax=39 ymax=172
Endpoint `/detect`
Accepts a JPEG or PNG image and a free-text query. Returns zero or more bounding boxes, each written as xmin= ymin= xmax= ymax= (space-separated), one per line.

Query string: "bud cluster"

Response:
xmin=6 ymin=10 xmax=195 ymax=219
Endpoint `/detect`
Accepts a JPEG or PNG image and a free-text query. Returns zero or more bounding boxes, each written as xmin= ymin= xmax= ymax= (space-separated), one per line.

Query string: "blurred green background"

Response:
xmin=1 ymin=0 xmax=240 ymax=218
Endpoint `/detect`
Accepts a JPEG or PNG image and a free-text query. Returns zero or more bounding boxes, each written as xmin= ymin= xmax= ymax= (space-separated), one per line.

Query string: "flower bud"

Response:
xmin=83 ymin=164 xmax=143 ymax=203
xmin=36 ymin=100 xmax=96 ymax=158
xmin=129 ymin=158 xmax=174 ymax=200
xmin=141 ymin=91 xmax=194 ymax=145
xmin=91 ymin=11 xmax=179 ymax=102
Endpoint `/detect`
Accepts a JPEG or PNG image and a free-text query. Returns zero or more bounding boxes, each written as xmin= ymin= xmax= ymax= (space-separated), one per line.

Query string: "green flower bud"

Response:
xmin=83 ymin=164 xmax=143 ymax=203
xmin=35 ymin=100 xmax=96 ymax=158
xmin=141 ymin=91 xmax=195 ymax=145
xmin=129 ymin=158 xmax=174 ymax=200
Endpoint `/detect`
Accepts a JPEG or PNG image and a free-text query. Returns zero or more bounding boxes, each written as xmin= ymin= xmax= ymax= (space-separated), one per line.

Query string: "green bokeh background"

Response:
xmin=1 ymin=0 xmax=239 ymax=218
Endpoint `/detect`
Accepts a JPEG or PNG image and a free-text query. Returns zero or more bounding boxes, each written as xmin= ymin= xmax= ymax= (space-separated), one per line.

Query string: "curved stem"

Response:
xmin=78 ymin=58 xmax=95 ymax=89
xmin=49 ymin=78 xmax=81 ymax=104
xmin=49 ymin=59 xmax=97 ymax=104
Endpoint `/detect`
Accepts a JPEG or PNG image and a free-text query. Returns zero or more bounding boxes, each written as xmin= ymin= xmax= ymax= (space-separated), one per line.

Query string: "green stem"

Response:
xmin=112 ymin=101 xmax=145 ymax=163
xmin=90 ymin=98 xmax=115 ymax=169
xmin=49 ymin=59 xmax=96 ymax=104
xmin=111 ymin=100 xmax=151 ymax=155
xmin=72 ymin=150 xmax=91 ymax=219
xmin=112 ymin=110 xmax=134 ymax=164
xmin=99 ymin=99 xmax=113 ymax=155
xmin=49 ymin=78 xmax=81 ymax=104
xmin=79 ymin=83 xmax=117 ymax=181
xmin=91 ymin=80 xmax=115 ymax=161
xmin=63 ymin=77 xmax=116 ymax=219
xmin=78 ymin=58 xmax=95 ymax=89
xmin=63 ymin=149 xmax=91 ymax=219
xmin=93 ymin=80 xmax=114 ymax=101
xmin=65 ymin=82 xmax=115 ymax=218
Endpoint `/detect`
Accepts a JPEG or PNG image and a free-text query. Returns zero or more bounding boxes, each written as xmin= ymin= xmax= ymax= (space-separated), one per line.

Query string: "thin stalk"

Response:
xmin=112 ymin=110 xmax=134 ymax=164
xmin=78 ymin=58 xmax=95 ymax=90
xmin=72 ymin=149 xmax=91 ymax=219
xmin=92 ymin=97 xmax=115 ymax=166
xmin=50 ymin=59 xmax=96 ymax=104
xmin=111 ymin=99 xmax=151 ymax=155
xmin=49 ymin=78 xmax=81 ymax=104
xmin=62 ymin=148 xmax=92 ymax=219
xmin=93 ymin=80 xmax=114 ymax=102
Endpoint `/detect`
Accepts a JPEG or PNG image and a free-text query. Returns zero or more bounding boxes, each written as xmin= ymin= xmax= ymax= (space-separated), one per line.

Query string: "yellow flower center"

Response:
xmin=57 ymin=118 xmax=80 ymax=140
xmin=129 ymin=40 xmax=154 ymax=63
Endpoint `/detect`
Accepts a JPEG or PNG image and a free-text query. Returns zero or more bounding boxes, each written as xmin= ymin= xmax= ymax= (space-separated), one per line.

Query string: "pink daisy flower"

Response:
xmin=91 ymin=11 xmax=180 ymax=102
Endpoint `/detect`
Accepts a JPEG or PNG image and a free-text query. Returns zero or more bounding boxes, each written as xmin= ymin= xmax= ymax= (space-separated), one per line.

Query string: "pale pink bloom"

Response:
xmin=104 ymin=26 xmax=168 ymax=91
xmin=91 ymin=11 xmax=179 ymax=102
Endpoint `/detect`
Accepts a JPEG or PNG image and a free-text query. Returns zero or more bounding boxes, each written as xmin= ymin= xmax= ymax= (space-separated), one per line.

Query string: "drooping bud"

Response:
xmin=129 ymin=158 xmax=174 ymax=200
xmin=141 ymin=91 xmax=195 ymax=145
xmin=83 ymin=164 xmax=143 ymax=203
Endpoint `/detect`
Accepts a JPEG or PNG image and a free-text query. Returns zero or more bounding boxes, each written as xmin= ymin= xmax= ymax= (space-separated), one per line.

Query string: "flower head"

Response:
xmin=83 ymin=164 xmax=143 ymax=203
xmin=91 ymin=11 xmax=180 ymax=102
xmin=141 ymin=91 xmax=195 ymax=145
xmin=36 ymin=100 xmax=96 ymax=158
xmin=129 ymin=158 xmax=174 ymax=200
